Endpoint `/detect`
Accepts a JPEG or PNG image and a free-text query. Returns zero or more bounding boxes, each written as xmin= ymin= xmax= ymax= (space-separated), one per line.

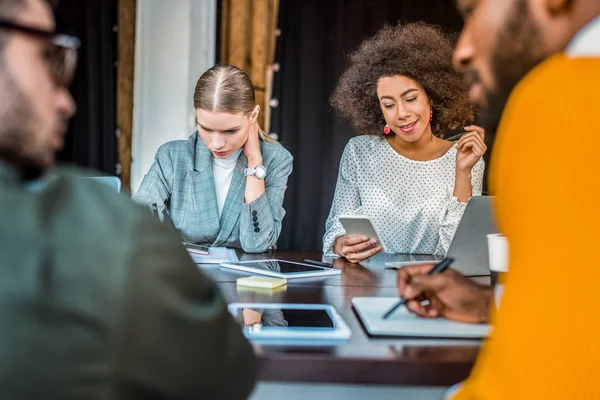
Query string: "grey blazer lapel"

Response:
xmin=188 ymin=136 xmax=220 ymax=240
xmin=213 ymin=154 xmax=247 ymax=246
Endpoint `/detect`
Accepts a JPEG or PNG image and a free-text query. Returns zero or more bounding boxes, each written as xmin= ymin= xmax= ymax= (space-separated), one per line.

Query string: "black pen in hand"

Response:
xmin=382 ymin=257 xmax=455 ymax=320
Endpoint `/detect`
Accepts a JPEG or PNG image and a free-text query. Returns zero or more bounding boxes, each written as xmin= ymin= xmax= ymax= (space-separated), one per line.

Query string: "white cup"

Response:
xmin=487 ymin=233 xmax=509 ymax=273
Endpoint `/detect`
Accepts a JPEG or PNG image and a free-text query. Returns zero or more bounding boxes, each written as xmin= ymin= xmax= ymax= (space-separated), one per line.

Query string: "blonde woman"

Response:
xmin=133 ymin=64 xmax=293 ymax=253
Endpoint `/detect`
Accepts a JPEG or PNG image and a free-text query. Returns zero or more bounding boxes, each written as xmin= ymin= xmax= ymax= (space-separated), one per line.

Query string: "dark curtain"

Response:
xmin=271 ymin=0 xmax=465 ymax=251
xmin=54 ymin=0 xmax=119 ymax=175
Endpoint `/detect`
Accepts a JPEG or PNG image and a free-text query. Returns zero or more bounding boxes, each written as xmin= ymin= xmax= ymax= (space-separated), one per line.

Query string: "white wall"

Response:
xmin=131 ymin=0 xmax=216 ymax=192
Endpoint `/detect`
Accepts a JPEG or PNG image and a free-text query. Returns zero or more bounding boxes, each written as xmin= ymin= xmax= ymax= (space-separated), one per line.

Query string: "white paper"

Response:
xmin=352 ymin=297 xmax=491 ymax=338
xmin=189 ymin=247 xmax=239 ymax=264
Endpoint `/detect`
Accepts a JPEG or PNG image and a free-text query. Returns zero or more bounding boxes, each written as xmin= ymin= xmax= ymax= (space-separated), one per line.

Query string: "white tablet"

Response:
xmin=220 ymin=259 xmax=341 ymax=279
xmin=228 ymin=303 xmax=352 ymax=345
xmin=338 ymin=215 xmax=387 ymax=252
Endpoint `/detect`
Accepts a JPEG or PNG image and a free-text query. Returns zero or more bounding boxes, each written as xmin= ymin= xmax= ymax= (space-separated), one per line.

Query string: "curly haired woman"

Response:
xmin=324 ymin=22 xmax=486 ymax=263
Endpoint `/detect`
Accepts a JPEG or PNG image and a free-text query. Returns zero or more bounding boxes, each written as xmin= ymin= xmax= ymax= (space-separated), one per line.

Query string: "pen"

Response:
xmin=446 ymin=132 xmax=467 ymax=142
xmin=382 ymin=257 xmax=455 ymax=320
xmin=304 ymin=259 xmax=334 ymax=268
xmin=151 ymin=203 xmax=160 ymax=219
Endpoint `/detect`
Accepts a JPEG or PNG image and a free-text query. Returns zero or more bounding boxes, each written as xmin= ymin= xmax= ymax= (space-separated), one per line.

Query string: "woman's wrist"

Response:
xmin=333 ymin=236 xmax=343 ymax=257
xmin=247 ymin=155 xmax=263 ymax=168
xmin=331 ymin=235 xmax=345 ymax=257
xmin=455 ymin=167 xmax=473 ymax=178
xmin=453 ymin=170 xmax=473 ymax=203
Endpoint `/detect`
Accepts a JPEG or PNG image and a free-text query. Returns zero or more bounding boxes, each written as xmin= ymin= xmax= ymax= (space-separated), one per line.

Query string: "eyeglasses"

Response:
xmin=0 ymin=19 xmax=80 ymax=87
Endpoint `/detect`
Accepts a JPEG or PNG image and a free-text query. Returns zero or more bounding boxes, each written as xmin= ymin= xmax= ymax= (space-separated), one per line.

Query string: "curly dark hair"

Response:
xmin=331 ymin=22 xmax=474 ymax=138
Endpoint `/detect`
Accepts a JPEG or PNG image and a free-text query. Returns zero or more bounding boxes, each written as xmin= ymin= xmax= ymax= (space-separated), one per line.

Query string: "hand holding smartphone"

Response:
xmin=334 ymin=215 xmax=387 ymax=263
xmin=338 ymin=215 xmax=387 ymax=253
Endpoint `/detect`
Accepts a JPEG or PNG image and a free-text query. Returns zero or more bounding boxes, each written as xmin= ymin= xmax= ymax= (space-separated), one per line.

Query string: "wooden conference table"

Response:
xmin=200 ymin=249 xmax=488 ymax=387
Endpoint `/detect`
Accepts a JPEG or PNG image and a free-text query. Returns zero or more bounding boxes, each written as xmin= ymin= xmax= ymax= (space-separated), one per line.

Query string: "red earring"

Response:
xmin=383 ymin=125 xmax=391 ymax=135
xmin=430 ymin=111 xmax=433 ymax=121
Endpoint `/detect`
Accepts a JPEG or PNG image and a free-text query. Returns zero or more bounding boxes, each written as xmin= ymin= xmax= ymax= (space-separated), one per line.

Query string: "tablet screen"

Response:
xmin=230 ymin=260 xmax=328 ymax=274
xmin=282 ymin=309 xmax=334 ymax=329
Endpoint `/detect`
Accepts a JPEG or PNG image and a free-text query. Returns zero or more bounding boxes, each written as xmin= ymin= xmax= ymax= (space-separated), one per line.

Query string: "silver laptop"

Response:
xmin=385 ymin=196 xmax=498 ymax=276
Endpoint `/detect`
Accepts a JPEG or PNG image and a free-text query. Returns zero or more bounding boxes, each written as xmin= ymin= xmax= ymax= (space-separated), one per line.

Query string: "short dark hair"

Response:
xmin=0 ymin=0 xmax=27 ymax=19
xmin=0 ymin=0 xmax=28 ymax=56
xmin=331 ymin=22 xmax=475 ymax=138
xmin=0 ymin=0 xmax=58 ymax=21
xmin=0 ymin=0 xmax=58 ymax=56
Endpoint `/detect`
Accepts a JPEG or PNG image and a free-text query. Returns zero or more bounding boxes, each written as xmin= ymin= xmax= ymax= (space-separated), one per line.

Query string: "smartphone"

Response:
xmin=184 ymin=242 xmax=210 ymax=255
xmin=338 ymin=215 xmax=387 ymax=253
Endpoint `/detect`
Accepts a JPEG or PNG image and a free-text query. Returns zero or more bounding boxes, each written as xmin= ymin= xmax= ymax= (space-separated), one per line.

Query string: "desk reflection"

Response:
xmin=236 ymin=307 xmax=288 ymax=328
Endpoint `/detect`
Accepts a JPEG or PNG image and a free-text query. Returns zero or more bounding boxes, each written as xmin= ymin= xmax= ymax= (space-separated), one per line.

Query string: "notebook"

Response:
xmin=237 ymin=276 xmax=287 ymax=289
xmin=352 ymin=297 xmax=490 ymax=338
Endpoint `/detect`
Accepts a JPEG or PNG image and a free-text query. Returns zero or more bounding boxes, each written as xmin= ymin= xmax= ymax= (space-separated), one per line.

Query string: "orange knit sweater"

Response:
xmin=454 ymin=53 xmax=600 ymax=399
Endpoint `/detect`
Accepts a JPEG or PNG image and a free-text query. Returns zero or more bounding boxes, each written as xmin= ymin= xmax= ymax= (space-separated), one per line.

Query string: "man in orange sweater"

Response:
xmin=397 ymin=0 xmax=600 ymax=398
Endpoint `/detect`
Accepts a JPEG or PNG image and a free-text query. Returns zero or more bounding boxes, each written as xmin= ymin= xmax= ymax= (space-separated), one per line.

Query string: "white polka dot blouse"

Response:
xmin=323 ymin=135 xmax=484 ymax=256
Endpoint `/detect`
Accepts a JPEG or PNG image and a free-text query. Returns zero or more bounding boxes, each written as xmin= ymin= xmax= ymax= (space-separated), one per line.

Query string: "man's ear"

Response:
xmin=250 ymin=105 xmax=260 ymax=123
xmin=545 ymin=0 xmax=574 ymax=15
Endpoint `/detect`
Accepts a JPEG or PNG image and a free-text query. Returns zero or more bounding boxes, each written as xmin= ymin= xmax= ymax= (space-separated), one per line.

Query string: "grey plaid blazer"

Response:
xmin=132 ymin=132 xmax=293 ymax=253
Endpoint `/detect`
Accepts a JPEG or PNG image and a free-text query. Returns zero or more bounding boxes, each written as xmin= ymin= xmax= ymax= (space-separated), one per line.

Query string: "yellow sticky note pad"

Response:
xmin=236 ymin=276 xmax=287 ymax=289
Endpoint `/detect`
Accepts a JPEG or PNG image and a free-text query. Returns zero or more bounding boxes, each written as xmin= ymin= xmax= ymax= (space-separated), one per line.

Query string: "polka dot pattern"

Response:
xmin=323 ymin=135 xmax=484 ymax=256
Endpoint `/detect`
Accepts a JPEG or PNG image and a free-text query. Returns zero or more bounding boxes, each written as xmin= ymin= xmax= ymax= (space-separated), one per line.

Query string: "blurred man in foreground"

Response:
xmin=0 ymin=0 xmax=256 ymax=398
xmin=398 ymin=0 xmax=600 ymax=398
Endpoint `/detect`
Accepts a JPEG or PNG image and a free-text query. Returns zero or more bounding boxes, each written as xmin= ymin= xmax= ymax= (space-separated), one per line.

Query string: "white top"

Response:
xmin=213 ymin=149 xmax=242 ymax=216
xmin=323 ymin=136 xmax=484 ymax=256
xmin=567 ymin=14 xmax=600 ymax=57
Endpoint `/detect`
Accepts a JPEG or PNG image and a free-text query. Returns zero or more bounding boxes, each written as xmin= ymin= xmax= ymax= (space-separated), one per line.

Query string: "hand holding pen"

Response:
xmin=383 ymin=258 xmax=453 ymax=319
xmin=393 ymin=258 xmax=493 ymax=323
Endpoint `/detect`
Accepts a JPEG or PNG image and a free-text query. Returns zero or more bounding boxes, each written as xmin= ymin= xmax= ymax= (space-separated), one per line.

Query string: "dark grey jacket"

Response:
xmin=0 ymin=161 xmax=256 ymax=399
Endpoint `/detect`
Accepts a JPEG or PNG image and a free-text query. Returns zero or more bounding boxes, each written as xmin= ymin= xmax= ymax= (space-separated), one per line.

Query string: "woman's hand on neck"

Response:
xmin=243 ymin=122 xmax=263 ymax=166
